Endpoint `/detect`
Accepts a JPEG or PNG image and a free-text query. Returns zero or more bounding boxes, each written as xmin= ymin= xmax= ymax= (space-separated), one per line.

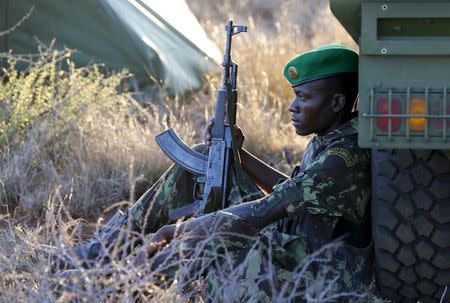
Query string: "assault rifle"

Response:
xmin=155 ymin=21 xmax=247 ymax=219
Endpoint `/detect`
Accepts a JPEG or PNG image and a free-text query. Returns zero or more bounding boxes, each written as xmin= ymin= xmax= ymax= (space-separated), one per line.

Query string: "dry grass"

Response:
xmin=0 ymin=0 xmax=357 ymax=218
xmin=0 ymin=200 xmax=377 ymax=302
xmin=0 ymin=0 xmax=381 ymax=302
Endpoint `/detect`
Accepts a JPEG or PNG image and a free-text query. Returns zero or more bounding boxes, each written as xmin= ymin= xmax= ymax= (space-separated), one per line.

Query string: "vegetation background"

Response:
xmin=0 ymin=0 xmax=380 ymax=302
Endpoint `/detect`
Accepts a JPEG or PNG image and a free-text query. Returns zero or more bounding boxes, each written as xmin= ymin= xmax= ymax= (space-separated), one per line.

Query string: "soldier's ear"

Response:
xmin=332 ymin=93 xmax=346 ymax=113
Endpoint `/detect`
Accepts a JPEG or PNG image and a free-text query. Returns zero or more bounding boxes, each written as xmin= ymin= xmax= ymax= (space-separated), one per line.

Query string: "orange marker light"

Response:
xmin=409 ymin=98 xmax=426 ymax=131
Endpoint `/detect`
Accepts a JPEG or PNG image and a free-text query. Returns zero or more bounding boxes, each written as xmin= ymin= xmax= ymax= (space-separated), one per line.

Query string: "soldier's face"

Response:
xmin=288 ymin=78 xmax=339 ymax=136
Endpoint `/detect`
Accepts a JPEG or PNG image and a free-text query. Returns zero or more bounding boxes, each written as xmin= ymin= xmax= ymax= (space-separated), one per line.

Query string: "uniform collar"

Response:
xmin=315 ymin=117 xmax=358 ymax=145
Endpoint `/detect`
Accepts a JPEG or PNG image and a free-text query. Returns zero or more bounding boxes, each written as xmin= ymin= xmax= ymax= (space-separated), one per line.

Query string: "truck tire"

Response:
xmin=372 ymin=149 xmax=450 ymax=303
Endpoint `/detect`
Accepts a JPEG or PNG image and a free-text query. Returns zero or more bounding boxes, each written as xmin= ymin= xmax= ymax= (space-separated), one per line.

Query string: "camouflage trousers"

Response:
xmin=129 ymin=147 xmax=371 ymax=302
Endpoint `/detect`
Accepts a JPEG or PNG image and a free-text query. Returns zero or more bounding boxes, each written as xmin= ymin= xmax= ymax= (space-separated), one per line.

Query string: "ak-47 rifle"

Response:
xmin=155 ymin=20 xmax=247 ymax=219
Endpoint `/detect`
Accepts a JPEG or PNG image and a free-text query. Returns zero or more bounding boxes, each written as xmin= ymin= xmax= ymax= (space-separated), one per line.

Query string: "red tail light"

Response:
xmin=376 ymin=97 xmax=401 ymax=132
xmin=431 ymin=102 xmax=450 ymax=129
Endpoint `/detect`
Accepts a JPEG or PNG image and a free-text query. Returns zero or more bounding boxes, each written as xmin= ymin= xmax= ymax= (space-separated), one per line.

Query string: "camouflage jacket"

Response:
xmin=246 ymin=117 xmax=374 ymax=292
xmin=274 ymin=117 xmax=372 ymax=251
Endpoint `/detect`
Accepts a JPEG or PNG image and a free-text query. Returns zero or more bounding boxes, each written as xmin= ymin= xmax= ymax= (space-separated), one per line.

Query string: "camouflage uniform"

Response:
xmin=130 ymin=117 xmax=372 ymax=301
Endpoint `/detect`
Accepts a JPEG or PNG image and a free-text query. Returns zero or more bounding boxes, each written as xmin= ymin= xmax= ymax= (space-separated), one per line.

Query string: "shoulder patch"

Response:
xmin=327 ymin=147 xmax=358 ymax=167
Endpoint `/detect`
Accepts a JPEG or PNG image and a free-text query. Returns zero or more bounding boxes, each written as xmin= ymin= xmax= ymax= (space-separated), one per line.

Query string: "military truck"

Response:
xmin=329 ymin=1 xmax=450 ymax=302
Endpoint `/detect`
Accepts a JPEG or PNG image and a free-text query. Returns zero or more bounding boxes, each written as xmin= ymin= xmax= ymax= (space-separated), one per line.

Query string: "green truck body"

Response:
xmin=330 ymin=1 xmax=450 ymax=302
xmin=331 ymin=0 xmax=450 ymax=149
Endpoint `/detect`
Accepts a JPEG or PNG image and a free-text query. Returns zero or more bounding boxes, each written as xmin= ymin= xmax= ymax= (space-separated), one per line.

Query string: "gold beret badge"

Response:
xmin=288 ymin=66 xmax=298 ymax=79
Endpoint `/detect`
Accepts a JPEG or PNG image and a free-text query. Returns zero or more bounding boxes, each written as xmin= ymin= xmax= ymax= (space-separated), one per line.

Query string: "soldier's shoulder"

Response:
xmin=322 ymin=117 xmax=358 ymax=145
xmin=325 ymin=135 xmax=370 ymax=168
xmin=327 ymin=132 xmax=358 ymax=151
xmin=337 ymin=117 xmax=359 ymax=139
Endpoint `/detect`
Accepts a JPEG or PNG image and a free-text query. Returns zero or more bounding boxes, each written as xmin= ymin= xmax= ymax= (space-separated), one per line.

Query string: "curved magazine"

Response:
xmin=155 ymin=128 xmax=207 ymax=175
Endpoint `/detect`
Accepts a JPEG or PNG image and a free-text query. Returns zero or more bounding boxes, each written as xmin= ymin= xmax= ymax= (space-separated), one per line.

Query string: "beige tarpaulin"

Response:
xmin=0 ymin=0 xmax=221 ymax=94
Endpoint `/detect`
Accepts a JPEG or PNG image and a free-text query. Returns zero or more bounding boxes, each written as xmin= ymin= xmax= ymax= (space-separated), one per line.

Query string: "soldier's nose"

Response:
xmin=289 ymin=99 xmax=300 ymax=113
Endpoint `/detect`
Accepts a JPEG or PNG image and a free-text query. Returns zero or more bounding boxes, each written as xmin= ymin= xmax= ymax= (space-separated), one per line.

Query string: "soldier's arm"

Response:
xmin=227 ymin=144 xmax=371 ymax=230
xmin=240 ymin=149 xmax=289 ymax=193
xmin=163 ymin=144 xmax=370 ymax=237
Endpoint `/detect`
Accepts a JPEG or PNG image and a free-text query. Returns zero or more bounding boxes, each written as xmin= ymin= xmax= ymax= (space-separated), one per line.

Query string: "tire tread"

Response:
xmin=373 ymin=150 xmax=450 ymax=302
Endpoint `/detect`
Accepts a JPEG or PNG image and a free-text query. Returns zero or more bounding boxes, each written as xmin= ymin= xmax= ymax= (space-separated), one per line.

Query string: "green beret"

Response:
xmin=283 ymin=44 xmax=358 ymax=87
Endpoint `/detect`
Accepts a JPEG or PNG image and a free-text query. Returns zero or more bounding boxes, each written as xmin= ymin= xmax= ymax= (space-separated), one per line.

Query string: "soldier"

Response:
xmin=56 ymin=44 xmax=373 ymax=301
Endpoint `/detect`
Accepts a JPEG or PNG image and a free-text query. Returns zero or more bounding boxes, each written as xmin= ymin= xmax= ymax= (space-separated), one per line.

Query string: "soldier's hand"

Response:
xmin=233 ymin=124 xmax=245 ymax=150
xmin=134 ymin=224 xmax=177 ymax=266
xmin=145 ymin=224 xmax=177 ymax=258
xmin=204 ymin=117 xmax=215 ymax=146
xmin=204 ymin=117 xmax=245 ymax=149
xmin=135 ymin=220 xmax=202 ymax=266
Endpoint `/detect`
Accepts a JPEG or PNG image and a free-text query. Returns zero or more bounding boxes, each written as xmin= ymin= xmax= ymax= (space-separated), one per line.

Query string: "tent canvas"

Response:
xmin=0 ymin=0 xmax=221 ymax=94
